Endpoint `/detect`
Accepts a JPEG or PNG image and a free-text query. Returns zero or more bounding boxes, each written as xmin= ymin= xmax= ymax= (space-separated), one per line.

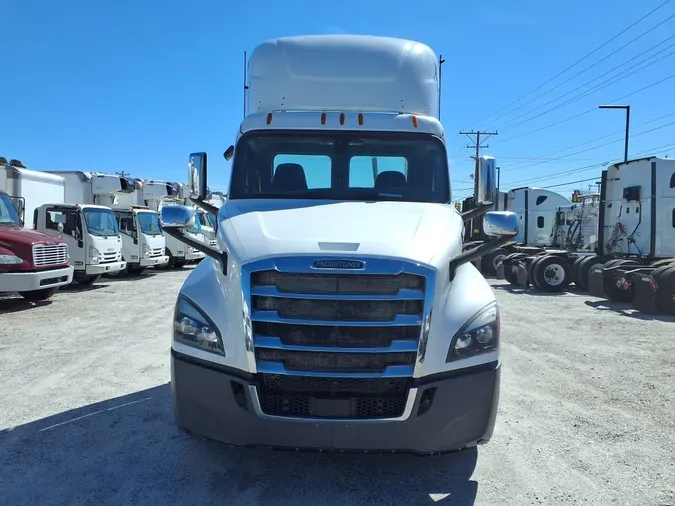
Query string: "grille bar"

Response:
xmin=257 ymin=361 xmax=414 ymax=378
xmin=251 ymin=285 xmax=425 ymax=301
xmin=32 ymin=244 xmax=68 ymax=267
xmin=251 ymin=310 xmax=421 ymax=327
xmin=254 ymin=335 xmax=418 ymax=353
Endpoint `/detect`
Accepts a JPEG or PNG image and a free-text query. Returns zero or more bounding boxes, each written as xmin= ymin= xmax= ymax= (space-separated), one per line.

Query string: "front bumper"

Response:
xmin=186 ymin=250 xmax=206 ymax=261
xmin=0 ymin=266 xmax=74 ymax=292
xmin=171 ymin=351 xmax=500 ymax=454
xmin=140 ymin=255 xmax=169 ymax=267
xmin=86 ymin=260 xmax=127 ymax=275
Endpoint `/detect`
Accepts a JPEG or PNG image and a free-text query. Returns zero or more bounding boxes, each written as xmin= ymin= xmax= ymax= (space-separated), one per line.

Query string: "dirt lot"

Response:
xmin=1 ymin=269 xmax=674 ymax=506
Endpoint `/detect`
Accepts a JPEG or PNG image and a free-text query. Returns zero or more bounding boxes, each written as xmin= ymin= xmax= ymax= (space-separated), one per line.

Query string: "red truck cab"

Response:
xmin=0 ymin=189 xmax=74 ymax=301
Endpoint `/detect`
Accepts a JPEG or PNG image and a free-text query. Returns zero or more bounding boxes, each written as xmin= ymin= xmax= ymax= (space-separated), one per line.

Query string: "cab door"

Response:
xmin=41 ymin=206 xmax=85 ymax=269
xmin=114 ymin=211 xmax=138 ymax=263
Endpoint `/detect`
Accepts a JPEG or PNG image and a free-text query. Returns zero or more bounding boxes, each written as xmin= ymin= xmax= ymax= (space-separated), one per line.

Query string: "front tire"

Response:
xmin=74 ymin=274 xmax=101 ymax=286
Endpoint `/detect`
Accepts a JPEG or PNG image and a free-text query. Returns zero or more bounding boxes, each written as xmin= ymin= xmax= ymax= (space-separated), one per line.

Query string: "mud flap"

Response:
xmin=496 ymin=263 xmax=505 ymax=279
xmin=588 ymin=264 xmax=607 ymax=298
xmin=632 ymin=275 xmax=659 ymax=314
xmin=515 ymin=264 xmax=529 ymax=288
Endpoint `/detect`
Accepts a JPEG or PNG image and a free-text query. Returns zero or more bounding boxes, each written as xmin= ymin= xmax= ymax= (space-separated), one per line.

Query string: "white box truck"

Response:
xmin=109 ymin=204 xmax=169 ymax=273
xmin=158 ymin=35 xmax=518 ymax=454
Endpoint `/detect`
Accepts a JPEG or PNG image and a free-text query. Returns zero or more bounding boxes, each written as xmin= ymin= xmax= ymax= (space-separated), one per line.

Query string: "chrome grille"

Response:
xmin=247 ymin=258 xmax=431 ymax=420
xmin=33 ymin=244 xmax=68 ymax=267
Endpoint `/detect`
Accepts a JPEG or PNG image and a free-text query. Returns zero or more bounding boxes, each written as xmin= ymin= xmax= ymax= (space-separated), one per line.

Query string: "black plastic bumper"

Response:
xmin=171 ymin=350 xmax=500 ymax=455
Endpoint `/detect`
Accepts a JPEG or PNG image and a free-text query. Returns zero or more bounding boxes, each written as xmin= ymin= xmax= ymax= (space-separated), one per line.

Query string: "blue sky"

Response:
xmin=2 ymin=0 xmax=674 ymax=203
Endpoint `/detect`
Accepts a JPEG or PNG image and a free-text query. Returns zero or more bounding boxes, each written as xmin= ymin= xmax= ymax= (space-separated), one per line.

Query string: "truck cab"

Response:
xmin=0 ymin=189 xmax=74 ymax=300
xmin=34 ymin=203 xmax=126 ymax=284
xmin=157 ymin=35 xmax=518 ymax=454
xmin=110 ymin=205 xmax=169 ymax=273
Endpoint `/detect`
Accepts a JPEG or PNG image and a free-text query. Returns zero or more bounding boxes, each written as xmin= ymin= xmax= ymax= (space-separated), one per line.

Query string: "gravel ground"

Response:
xmin=0 ymin=269 xmax=673 ymax=506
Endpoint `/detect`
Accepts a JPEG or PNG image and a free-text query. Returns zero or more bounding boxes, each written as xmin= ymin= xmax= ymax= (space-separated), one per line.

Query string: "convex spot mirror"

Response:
xmin=160 ymin=205 xmax=196 ymax=230
xmin=483 ymin=211 xmax=518 ymax=237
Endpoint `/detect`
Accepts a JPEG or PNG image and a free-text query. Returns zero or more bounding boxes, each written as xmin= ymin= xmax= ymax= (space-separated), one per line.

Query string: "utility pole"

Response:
xmin=438 ymin=55 xmax=445 ymax=120
xmin=116 ymin=170 xmax=130 ymax=178
xmin=459 ymin=130 xmax=498 ymax=195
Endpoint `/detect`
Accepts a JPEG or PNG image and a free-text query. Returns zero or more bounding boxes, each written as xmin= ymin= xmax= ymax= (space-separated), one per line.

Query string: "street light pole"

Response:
xmin=599 ymin=104 xmax=630 ymax=163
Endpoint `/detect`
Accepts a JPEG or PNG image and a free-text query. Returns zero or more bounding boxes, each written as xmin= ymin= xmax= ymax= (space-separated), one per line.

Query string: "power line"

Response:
xmin=498 ymin=35 xmax=675 ymax=130
xmin=492 ymin=18 xmax=675 ymax=128
xmin=491 ymin=72 xmax=675 ymax=146
xmin=499 ymin=43 xmax=675 ymax=131
xmin=458 ymin=130 xmax=498 ymax=192
xmin=503 ymin=110 xmax=675 ymax=170
xmin=466 ymin=0 xmax=673 ymax=128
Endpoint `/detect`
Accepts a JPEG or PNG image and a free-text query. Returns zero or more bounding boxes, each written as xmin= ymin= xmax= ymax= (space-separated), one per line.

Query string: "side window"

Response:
xmin=349 ymin=156 xmax=408 ymax=188
xmin=118 ymin=214 xmax=135 ymax=236
xmin=45 ymin=209 xmax=78 ymax=237
xmin=672 ymin=209 xmax=675 ymax=228
xmin=537 ymin=216 xmax=545 ymax=229
xmin=273 ymin=154 xmax=331 ymax=190
xmin=33 ymin=208 xmax=38 ymax=229
xmin=670 ymin=172 xmax=675 ymax=189
xmin=535 ymin=195 xmax=548 ymax=206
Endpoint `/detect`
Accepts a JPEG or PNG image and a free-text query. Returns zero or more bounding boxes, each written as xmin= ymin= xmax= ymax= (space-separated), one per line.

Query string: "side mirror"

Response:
xmin=223 ymin=145 xmax=234 ymax=161
xmin=57 ymin=222 xmax=64 ymax=233
xmin=159 ymin=205 xmax=196 ymax=230
xmin=483 ymin=211 xmax=518 ymax=237
xmin=475 ymin=156 xmax=497 ymax=206
xmin=449 ymin=211 xmax=518 ymax=281
xmin=188 ymin=152 xmax=209 ymax=200
xmin=159 ymin=204 xmax=228 ymax=275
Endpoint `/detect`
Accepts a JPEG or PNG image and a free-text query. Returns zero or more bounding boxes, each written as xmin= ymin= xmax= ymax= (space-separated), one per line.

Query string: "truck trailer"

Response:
xmin=156 ymin=34 xmax=519 ymax=454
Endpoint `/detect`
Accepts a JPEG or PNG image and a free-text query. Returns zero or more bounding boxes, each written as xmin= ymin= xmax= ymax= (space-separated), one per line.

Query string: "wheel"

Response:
xmin=528 ymin=256 xmax=546 ymax=289
xmin=503 ymin=253 xmax=527 ymax=285
xmin=127 ymin=266 xmax=146 ymax=275
xmin=653 ymin=265 xmax=675 ymax=315
xmin=602 ymin=259 xmax=640 ymax=302
xmin=533 ymin=255 xmax=572 ymax=292
xmin=19 ymin=287 xmax=59 ymax=301
xmin=174 ymin=261 xmax=187 ymax=268
xmin=576 ymin=255 xmax=604 ymax=292
xmin=571 ymin=256 xmax=584 ymax=287
xmin=74 ymin=274 xmax=101 ymax=286
xmin=481 ymin=248 xmax=509 ymax=277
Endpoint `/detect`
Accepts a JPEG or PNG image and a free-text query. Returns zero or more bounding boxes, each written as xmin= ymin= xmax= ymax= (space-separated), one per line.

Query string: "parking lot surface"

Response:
xmin=1 ymin=269 xmax=674 ymax=505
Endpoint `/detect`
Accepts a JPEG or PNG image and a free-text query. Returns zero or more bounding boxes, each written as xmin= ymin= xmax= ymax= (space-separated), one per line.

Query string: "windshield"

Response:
xmin=83 ymin=208 xmax=119 ymax=237
xmin=137 ymin=211 xmax=163 ymax=236
xmin=0 ymin=193 xmax=22 ymax=226
xmin=229 ymin=132 xmax=450 ymax=203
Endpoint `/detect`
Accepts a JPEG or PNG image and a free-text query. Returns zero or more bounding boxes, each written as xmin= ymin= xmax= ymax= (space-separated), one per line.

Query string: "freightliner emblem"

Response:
xmin=313 ymin=259 xmax=365 ymax=269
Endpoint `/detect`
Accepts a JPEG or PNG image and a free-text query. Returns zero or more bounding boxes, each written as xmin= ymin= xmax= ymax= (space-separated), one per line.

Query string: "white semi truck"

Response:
xmin=157 ymin=35 xmax=518 ymax=454
xmin=507 ymin=156 xmax=675 ymax=313
xmin=117 ymin=179 xmax=206 ymax=268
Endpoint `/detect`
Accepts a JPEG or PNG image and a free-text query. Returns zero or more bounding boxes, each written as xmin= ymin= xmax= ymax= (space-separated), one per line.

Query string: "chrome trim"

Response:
xmin=250 ymin=285 xmax=425 ymax=300
xmin=256 ymin=361 xmax=414 ymax=377
xmin=254 ymin=336 xmax=418 ymax=353
xmin=248 ymin=384 xmax=420 ymax=423
xmin=251 ymin=310 xmax=421 ymax=327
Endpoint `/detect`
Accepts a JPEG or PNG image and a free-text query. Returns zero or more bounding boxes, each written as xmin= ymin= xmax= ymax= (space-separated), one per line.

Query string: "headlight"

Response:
xmin=142 ymin=243 xmax=151 ymax=257
xmin=0 ymin=254 xmax=24 ymax=265
xmin=88 ymin=246 xmax=100 ymax=264
xmin=446 ymin=302 xmax=499 ymax=362
xmin=174 ymin=297 xmax=224 ymax=355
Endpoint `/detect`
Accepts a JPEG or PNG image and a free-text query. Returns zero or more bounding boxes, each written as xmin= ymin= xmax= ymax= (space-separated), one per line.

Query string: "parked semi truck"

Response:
xmin=157 ymin=35 xmax=518 ymax=454
xmin=506 ymin=156 xmax=675 ymax=313
xmin=0 ymin=188 xmax=74 ymax=300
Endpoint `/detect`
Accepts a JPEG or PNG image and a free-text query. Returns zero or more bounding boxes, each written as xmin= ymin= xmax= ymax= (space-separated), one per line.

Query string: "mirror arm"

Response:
xmin=162 ymin=227 xmax=228 ymax=275
xmin=189 ymin=196 xmax=219 ymax=217
xmin=449 ymin=234 xmax=516 ymax=281
xmin=460 ymin=202 xmax=494 ymax=223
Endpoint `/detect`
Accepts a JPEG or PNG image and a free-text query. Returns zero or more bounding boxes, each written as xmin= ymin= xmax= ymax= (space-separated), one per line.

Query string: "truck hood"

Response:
xmin=222 ymin=200 xmax=463 ymax=267
xmin=0 ymin=225 xmax=67 ymax=247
